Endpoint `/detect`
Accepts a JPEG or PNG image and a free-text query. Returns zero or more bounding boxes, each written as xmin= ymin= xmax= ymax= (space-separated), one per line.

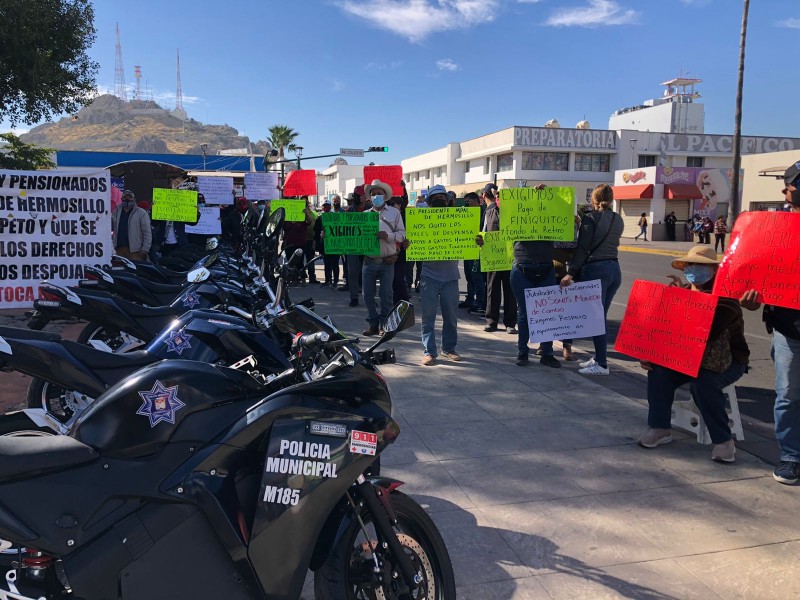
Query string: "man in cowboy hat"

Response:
xmin=361 ymin=179 xmax=405 ymax=336
xmin=741 ymin=160 xmax=800 ymax=483
xmin=638 ymin=245 xmax=749 ymax=464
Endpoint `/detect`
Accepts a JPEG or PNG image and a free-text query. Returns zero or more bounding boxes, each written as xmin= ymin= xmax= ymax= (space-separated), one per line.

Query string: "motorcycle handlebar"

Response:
xmin=292 ymin=331 xmax=330 ymax=351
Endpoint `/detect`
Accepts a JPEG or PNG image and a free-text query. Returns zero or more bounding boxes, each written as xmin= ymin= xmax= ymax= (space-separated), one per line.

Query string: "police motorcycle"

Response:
xmin=0 ymin=298 xmax=456 ymax=599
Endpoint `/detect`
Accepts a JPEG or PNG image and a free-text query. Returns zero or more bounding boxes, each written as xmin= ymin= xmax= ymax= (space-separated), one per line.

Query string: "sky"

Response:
xmin=5 ymin=0 xmax=800 ymax=171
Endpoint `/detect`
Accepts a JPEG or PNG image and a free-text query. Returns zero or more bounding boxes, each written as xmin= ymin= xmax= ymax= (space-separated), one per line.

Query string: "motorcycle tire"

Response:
xmin=0 ymin=411 xmax=54 ymax=437
xmin=26 ymin=377 xmax=85 ymax=424
xmin=314 ymin=490 xmax=456 ymax=600
xmin=77 ymin=322 xmax=136 ymax=352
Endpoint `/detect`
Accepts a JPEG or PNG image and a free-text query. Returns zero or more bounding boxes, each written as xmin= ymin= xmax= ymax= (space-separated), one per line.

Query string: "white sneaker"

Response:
xmin=579 ymin=363 xmax=609 ymax=375
xmin=579 ymin=357 xmax=596 ymax=369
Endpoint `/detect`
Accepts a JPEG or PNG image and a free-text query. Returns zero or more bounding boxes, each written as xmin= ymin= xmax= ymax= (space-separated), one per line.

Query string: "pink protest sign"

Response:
xmin=363 ymin=166 xmax=403 ymax=197
xmin=712 ymin=211 xmax=800 ymax=310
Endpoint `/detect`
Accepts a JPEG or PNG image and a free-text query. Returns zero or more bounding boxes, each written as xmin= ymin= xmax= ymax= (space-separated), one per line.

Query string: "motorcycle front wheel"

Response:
xmin=315 ymin=491 xmax=456 ymax=600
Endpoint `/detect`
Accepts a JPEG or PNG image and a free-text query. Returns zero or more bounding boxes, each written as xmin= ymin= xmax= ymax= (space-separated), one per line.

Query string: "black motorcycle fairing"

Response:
xmin=0 ymin=326 xmax=60 ymax=343
xmin=146 ymin=310 xmax=291 ymax=372
xmin=71 ymin=360 xmax=255 ymax=458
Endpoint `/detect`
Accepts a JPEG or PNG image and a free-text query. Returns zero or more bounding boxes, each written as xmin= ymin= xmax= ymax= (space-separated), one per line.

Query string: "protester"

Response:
xmin=343 ymin=186 xmax=366 ymax=305
xmin=634 ymin=212 xmax=648 ymax=241
xmin=701 ymin=216 xmax=714 ymax=245
xmin=714 ymin=215 xmax=727 ymax=252
xmin=637 ymin=246 xmax=749 ymax=463
xmin=388 ymin=191 xmax=411 ymax=303
xmin=361 ymin=180 xmax=404 ymax=336
xmin=551 ymin=216 xmax=581 ymax=361
xmin=665 ymin=211 xmax=677 ymax=241
xmin=416 ymin=185 xmax=460 ymax=365
xmin=684 ymin=217 xmax=694 ymax=242
xmin=302 ymin=197 xmax=318 ymax=284
xmin=561 ymin=184 xmax=624 ymax=374
xmin=481 ymin=183 xmax=517 ymax=334
xmin=112 ymin=190 xmax=152 ymax=261
xmin=281 ymin=200 xmax=310 ymax=274
xmin=151 ymin=216 xmax=188 ymax=265
xmin=740 ymin=161 xmax=800 ymax=483
xmin=314 ymin=199 xmax=340 ymax=287
xmin=460 ymin=192 xmax=485 ymax=313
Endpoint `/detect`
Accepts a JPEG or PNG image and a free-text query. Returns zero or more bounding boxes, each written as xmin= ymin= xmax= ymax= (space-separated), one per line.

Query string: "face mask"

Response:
xmin=257 ymin=204 xmax=265 ymax=212
xmin=198 ymin=202 xmax=206 ymax=209
xmin=122 ymin=200 xmax=135 ymax=210
xmin=684 ymin=264 xmax=716 ymax=286
xmin=789 ymin=189 xmax=800 ymax=207
xmin=371 ymin=195 xmax=385 ymax=208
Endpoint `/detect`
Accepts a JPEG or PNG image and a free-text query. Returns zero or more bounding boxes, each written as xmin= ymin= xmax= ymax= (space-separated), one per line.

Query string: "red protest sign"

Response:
xmin=363 ymin=165 xmax=403 ymax=197
xmin=614 ymin=280 xmax=718 ymax=377
xmin=283 ymin=169 xmax=317 ymax=197
xmin=712 ymin=211 xmax=800 ymax=310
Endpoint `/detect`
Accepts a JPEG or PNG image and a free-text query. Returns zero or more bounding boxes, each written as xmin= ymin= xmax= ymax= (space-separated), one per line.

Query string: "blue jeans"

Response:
xmin=362 ymin=260 xmax=394 ymax=328
xmin=510 ymin=263 xmax=556 ymax=359
xmin=576 ymin=260 xmax=621 ymax=368
xmin=773 ymin=331 xmax=800 ymax=463
xmin=647 ymin=362 xmax=746 ymax=444
xmin=420 ymin=277 xmax=458 ymax=357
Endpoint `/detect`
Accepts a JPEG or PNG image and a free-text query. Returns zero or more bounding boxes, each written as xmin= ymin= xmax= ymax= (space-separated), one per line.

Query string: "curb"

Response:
xmin=618 ymin=245 xmax=695 ymax=258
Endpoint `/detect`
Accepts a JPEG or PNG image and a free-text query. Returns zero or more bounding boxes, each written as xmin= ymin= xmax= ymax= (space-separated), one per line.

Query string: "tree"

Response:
xmin=0 ymin=0 xmax=99 ymax=126
xmin=266 ymin=125 xmax=299 ymax=160
xmin=0 ymin=133 xmax=55 ymax=170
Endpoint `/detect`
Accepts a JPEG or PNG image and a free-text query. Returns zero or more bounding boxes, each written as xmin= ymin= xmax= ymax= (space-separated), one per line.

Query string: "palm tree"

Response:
xmin=266 ymin=125 xmax=299 ymax=161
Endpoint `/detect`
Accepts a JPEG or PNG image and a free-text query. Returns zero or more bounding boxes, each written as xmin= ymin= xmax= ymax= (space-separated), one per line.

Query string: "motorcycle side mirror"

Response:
xmin=265 ymin=207 xmax=285 ymax=241
xmin=365 ymin=301 xmax=415 ymax=354
xmin=288 ymin=248 xmax=305 ymax=269
xmin=187 ymin=267 xmax=211 ymax=283
xmin=206 ymin=237 xmax=219 ymax=251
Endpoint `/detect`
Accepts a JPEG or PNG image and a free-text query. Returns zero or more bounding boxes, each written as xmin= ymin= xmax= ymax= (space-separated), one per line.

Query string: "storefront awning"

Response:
xmin=612 ymin=184 xmax=654 ymax=200
xmin=665 ymin=183 xmax=703 ymax=200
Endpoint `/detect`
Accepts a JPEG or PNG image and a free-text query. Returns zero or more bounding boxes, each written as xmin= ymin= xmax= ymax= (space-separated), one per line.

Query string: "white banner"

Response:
xmin=197 ymin=175 xmax=234 ymax=204
xmin=524 ymin=279 xmax=606 ymax=343
xmin=185 ymin=206 xmax=222 ymax=235
xmin=244 ymin=172 xmax=279 ymax=200
xmin=0 ymin=168 xmax=112 ymax=308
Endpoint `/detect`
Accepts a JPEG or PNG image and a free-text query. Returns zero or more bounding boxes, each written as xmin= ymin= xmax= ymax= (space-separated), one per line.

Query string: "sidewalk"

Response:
xmin=2 ymin=281 xmax=797 ymax=598
xmin=619 ymin=238 xmax=724 ymax=258
xmin=299 ymin=280 xmax=798 ymax=599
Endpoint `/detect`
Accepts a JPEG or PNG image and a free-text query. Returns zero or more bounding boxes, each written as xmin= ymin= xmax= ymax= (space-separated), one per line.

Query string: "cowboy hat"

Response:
xmin=671 ymin=245 xmax=720 ymax=270
xmin=364 ymin=179 xmax=393 ymax=200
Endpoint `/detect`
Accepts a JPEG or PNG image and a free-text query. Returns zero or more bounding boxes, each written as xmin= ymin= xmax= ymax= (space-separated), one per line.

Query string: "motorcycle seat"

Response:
xmin=61 ymin=342 xmax=155 ymax=371
xmin=138 ymin=279 xmax=184 ymax=295
xmin=0 ymin=326 xmax=61 ymax=343
xmin=0 ymin=436 xmax=98 ymax=482
xmin=122 ymin=302 xmax=177 ymax=319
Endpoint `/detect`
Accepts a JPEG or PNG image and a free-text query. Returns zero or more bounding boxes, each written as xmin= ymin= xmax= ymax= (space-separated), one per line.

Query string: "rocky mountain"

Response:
xmin=21 ymin=94 xmax=269 ymax=155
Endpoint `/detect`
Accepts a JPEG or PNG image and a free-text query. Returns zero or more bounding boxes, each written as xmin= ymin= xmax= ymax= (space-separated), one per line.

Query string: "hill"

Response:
xmin=20 ymin=94 xmax=268 ymax=156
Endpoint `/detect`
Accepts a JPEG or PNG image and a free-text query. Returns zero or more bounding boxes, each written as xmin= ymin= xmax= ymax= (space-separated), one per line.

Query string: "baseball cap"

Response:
xmin=122 ymin=189 xmax=135 ymax=199
xmin=483 ymin=183 xmax=498 ymax=196
xmin=322 ymin=199 xmax=332 ymax=205
xmin=428 ymin=184 xmax=447 ymax=197
xmin=783 ymin=161 xmax=800 ymax=191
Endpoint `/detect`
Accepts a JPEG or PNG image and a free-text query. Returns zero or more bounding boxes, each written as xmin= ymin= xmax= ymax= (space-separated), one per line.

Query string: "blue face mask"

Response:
xmin=684 ymin=264 xmax=715 ymax=286
xmin=257 ymin=204 xmax=265 ymax=212
xmin=372 ymin=195 xmax=385 ymax=208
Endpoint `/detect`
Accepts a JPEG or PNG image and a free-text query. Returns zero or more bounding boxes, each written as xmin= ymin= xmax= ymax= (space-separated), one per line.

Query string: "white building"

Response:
xmin=321 ymin=158 xmax=368 ymax=200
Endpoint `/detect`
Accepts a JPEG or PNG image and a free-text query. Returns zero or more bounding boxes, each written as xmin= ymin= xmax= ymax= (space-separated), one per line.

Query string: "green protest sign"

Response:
xmin=480 ymin=231 xmax=514 ymax=272
xmin=322 ymin=212 xmax=380 ymax=255
xmin=406 ymin=207 xmax=480 ymax=261
xmin=498 ymin=187 xmax=575 ymax=242
xmin=271 ymin=199 xmax=306 ymax=221
xmin=152 ymin=188 xmax=197 ymax=222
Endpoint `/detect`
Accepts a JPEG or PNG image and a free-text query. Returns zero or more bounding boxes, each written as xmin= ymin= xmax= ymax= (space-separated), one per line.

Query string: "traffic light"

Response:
xmin=367 ymin=146 xmax=389 ymax=152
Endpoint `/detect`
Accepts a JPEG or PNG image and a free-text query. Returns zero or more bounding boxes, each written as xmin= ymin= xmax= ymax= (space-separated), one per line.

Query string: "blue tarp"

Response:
xmin=56 ymin=150 xmax=265 ymax=172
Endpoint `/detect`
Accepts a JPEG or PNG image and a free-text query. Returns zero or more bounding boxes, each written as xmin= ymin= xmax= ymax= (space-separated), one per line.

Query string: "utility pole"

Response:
xmin=728 ymin=0 xmax=750 ymax=226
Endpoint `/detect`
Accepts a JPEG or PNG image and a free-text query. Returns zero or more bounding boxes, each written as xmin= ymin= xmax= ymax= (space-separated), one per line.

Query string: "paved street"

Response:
xmin=1 ymin=265 xmax=796 ymax=599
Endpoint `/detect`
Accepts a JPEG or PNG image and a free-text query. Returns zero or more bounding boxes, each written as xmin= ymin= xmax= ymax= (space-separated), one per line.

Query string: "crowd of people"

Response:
xmin=110 ymin=163 xmax=800 ymax=481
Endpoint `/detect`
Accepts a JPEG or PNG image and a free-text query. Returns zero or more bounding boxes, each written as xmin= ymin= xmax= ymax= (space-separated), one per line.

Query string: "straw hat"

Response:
xmin=671 ymin=245 xmax=720 ymax=270
xmin=364 ymin=179 xmax=393 ymax=199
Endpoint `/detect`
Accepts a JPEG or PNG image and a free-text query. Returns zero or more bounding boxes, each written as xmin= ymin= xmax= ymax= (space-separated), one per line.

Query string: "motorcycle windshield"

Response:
xmin=273 ymin=305 xmax=346 ymax=341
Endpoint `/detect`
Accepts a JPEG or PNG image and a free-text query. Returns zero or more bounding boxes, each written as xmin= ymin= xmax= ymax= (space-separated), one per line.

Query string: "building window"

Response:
xmin=414 ymin=172 xmax=420 ymax=181
xmin=687 ymin=156 xmax=705 ymax=167
xmin=521 ymin=151 xmax=569 ymax=171
xmin=485 ymin=157 xmax=491 ymax=173
xmin=574 ymin=153 xmax=610 ymax=172
xmin=638 ymin=155 xmax=658 ymax=168
xmin=435 ymin=167 xmax=442 ymax=178
xmin=497 ymin=153 xmax=514 ymax=172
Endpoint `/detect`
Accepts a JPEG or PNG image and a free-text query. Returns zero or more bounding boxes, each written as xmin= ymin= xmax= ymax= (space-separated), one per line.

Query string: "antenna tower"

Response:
xmin=114 ymin=23 xmax=127 ymax=101
xmin=175 ymin=49 xmax=184 ymax=112
xmin=133 ymin=65 xmax=142 ymax=101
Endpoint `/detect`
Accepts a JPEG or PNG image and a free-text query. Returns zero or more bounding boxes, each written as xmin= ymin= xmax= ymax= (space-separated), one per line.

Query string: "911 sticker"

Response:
xmin=350 ymin=430 xmax=377 ymax=456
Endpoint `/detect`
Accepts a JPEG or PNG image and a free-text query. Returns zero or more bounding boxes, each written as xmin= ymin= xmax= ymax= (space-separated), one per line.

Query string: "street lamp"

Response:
xmin=294 ymin=146 xmax=304 ymax=170
xmin=200 ymin=143 xmax=208 ymax=170
xmin=628 ymin=139 xmax=637 ymax=169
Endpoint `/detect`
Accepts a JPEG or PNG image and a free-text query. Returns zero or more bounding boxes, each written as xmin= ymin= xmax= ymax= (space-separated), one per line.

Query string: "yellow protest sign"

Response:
xmin=152 ymin=188 xmax=198 ymax=222
xmin=271 ymin=199 xmax=306 ymax=222
xmin=479 ymin=231 xmax=514 ymax=272
xmin=498 ymin=187 xmax=575 ymax=242
xmin=406 ymin=207 xmax=480 ymax=261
